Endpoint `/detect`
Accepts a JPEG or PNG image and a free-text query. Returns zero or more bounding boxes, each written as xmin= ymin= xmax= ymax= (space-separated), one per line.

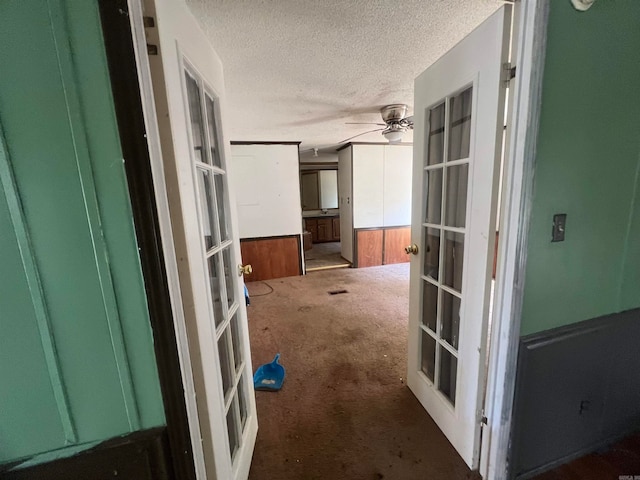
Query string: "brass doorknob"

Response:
xmin=404 ymin=244 xmax=419 ymax=255
xmin=239 ymin=264 xmax=253 ymax=276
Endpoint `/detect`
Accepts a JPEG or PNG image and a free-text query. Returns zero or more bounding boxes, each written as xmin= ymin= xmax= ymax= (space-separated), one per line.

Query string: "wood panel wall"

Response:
xmin=355 ymin=230 xmax=384 ymax=268
xmin=383 ymin=227 xmax=412 ymax=265
xmin=240 ymin=235 xmax=302 ymax=281
xmin=355 ymin=226 xmax=411 ymax=268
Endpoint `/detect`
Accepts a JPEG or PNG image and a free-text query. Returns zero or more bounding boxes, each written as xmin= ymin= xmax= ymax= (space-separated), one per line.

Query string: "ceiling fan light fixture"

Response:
xmin=383 ymin=129 xmax=404 ymax=143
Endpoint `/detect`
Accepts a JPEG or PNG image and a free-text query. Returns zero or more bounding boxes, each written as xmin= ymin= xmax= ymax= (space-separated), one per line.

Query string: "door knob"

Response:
xmin=404 ymin=244 xmax=419 ymax=255
xmin=239 ymin=264 xmax=253 ymax=276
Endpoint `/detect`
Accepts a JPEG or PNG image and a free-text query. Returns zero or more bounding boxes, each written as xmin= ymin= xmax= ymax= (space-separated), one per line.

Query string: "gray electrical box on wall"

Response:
xmin=552 ymin=214 xmax=567 ymax=242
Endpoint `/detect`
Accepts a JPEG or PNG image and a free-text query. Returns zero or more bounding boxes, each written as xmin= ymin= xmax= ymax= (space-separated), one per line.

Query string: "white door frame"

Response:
xmin=480 ymin=1 xmax=549 ymax=478
xmin=125 ymin=0 xmax=550 ymax=478
xmin=127 ymin=0 xmax=207 ymax=477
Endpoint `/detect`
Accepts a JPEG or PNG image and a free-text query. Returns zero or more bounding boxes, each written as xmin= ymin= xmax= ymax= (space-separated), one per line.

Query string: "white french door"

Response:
xmin=182 ymin=63 xmax=257 ymax=478
xmin=140 ymin=0 xmax=258 ymax=478
xmin=407 ymin=5 xmax=511 ymax=469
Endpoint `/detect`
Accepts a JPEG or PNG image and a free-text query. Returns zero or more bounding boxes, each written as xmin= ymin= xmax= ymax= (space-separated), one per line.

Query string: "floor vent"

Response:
xmin=328 ymin=289 xmax=348 ymax=295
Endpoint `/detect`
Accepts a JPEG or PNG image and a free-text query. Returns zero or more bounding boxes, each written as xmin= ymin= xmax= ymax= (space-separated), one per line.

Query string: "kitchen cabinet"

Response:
xmin=304 ymin=216 xmax=340 ymax=243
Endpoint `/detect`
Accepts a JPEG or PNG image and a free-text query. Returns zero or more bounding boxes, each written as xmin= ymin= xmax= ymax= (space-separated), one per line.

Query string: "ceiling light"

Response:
xmin=383 ymin=130 xmax=404 ymax=143
xmin=571 ymin=0 xmax=596 ymax=11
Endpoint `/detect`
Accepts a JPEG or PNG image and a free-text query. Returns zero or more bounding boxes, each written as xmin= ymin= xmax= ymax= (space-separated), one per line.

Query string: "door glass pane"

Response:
xmin=421 ymin=331 xmax=436 ymax=382
xmin=205 ymin=94 xmax=222 ymax=168
xmin=448 ymin=87 xmax=473 ymax=161
xmin=230 ymin=313 xmax=243 ymax=372
xmin=222 ymin=247 xmax=235 ymax=308
xmin=439 ymin=347 xmax=458 ymax=405
xmin=215 ymin=174 xmax=230 ymax=242
xmin=208 ymin=253 xmax=225 ymax=326
xmin=443 ymin=231 xmax=464 ymax=292
xmin=427 ymin=102 xmax=445 ymax=165
xmin=422 ymin=281 xmax=438 ymax=332
xmin=444 ymin=164 xmax=468 ymax=228
xmin=424 ymin=228 xmax=440 ymax=280
xmin=218 ymin=328 xmax=233 ymax=398
xmin=237 ymin=375 xmax=248 ymax=429
xmin=184 ymin=72 xmax=206 ymax=164
xmin=197 ymin=169 xmax=219 ymax=250
xmin=425 ymin=169 xmax=443 ymax=224
xmin=441 ymin=291 xmax=461 ymax=349
xmin=226 ymin=399 xmax=240 ymax=460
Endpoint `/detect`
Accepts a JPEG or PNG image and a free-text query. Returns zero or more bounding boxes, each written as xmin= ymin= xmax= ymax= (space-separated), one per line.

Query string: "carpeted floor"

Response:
xmin=245 ymin=264 xmax=480 ymax=480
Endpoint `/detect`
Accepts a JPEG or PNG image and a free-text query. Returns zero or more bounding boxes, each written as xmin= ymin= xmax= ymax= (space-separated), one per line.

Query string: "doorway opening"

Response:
xmin=299 ymin=161 xmax=351 ymax=272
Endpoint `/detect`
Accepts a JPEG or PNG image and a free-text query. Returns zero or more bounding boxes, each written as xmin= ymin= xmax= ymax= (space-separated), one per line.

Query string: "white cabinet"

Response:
xmin=338 ymin=143 xmax=413 ymax=263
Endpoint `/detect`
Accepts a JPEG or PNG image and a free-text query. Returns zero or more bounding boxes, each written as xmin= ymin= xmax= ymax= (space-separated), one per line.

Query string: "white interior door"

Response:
xmin=142 ymin=0 xmax=257 ymax=478
xmin=407 ymin=5 xmax=511 ymax=469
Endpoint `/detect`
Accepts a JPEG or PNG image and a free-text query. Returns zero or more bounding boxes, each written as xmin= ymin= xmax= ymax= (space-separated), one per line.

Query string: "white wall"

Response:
xmin=231 ymin=144 xmax=302 ymax=239
xmin=338 ymin=147 xmax=353 ymax=262
xmin=352 ymin=145 xmax=384 ymax=228
xmin=352 ymin=144 xmax=412 ymax=228
xmin=383 ymin=145 xmax=413 ymax=225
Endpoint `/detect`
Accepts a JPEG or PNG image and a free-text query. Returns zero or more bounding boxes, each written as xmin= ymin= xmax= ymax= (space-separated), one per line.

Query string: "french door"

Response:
xmin=407 ymin=5 xmax=511 ymax=469
xmin=141 ymin=0 xmax=258 ymax=477
xmin=183 ymin=63 xmax=256 ymax=478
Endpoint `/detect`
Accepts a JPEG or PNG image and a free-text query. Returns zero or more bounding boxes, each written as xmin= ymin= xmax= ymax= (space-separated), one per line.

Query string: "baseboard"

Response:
xmin=515 ymin=429 xmax=640 ymax=479
xmin=2 ymin=427 xmax=172 ymax=480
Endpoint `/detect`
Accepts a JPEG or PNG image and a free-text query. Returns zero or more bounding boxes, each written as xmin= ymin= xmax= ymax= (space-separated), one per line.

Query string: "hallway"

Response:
xmin=245 ymin=264 xmax=479 ymax=480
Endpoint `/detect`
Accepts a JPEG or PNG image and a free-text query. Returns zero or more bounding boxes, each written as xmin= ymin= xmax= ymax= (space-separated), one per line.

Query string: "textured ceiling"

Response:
xmin=185 ymin=0 xmax=503 ymax=152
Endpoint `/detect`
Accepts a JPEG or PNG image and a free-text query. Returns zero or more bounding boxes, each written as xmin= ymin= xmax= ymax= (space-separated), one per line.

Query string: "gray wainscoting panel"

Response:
xmin=510 ymin=308 xmax=640 ymax=478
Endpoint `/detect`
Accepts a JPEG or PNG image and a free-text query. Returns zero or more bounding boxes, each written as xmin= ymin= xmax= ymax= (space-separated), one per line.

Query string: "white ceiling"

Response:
xmin=185 ymin=0 xmax=503 ymax=152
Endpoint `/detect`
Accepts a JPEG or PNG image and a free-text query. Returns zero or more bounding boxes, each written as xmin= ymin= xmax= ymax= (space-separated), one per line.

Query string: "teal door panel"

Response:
xmin=0 ymin=192 xmax=66 ymax=461
xmin=0 ymin=0 xmax=165 ymax=464
xmin=64 ymin=0 xmax=166 ymax=428
xmin=1 ymin=0 xmax=132 ymax=444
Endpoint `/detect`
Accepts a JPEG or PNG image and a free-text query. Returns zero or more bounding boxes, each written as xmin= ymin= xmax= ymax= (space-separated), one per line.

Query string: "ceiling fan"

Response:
xmin=340 ymin=104 xmax=414 ymax=144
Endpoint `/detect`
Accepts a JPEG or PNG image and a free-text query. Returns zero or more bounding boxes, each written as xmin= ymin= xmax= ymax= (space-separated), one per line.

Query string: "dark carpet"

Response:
xmin=246 ymin=264 xmax=480 ymax=480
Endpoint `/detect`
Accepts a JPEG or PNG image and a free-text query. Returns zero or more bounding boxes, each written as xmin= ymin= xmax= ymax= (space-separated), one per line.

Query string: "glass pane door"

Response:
xmin=420 ymin=86 xmax=473 ymax=406
xmin=184 ymin=68 xmax=251 ymax=464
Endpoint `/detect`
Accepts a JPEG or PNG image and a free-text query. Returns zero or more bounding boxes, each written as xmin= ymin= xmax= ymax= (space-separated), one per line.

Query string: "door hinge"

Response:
xmin=479 ymin=409 xmax=488 ymax=425
xmin=144 ymin=16 xmax=158 ymax=56
xmin=503 ymin=63 xmax=516 ymax=85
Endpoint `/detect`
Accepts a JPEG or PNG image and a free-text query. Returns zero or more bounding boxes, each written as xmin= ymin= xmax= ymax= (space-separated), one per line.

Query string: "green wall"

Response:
xmin=0 ymin=0 xmax=165 ymax=464
xmin=520 ymin=0 xmax=640 ymax=336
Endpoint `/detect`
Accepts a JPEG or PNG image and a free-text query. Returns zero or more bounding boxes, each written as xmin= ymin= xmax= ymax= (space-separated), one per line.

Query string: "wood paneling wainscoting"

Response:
xmin=383 ymin=227 xmax=412 ymax=265
xmin=240 ymin=235 xmax=302 ymax=281
xmin=355 ymin=230 xmax=384 ymax=268
xmin=355 ymin=226 xmax=411 ymax=268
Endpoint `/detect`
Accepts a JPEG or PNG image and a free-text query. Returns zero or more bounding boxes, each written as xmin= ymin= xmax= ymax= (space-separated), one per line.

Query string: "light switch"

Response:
xmin=551 ymin=214 xmax=567 ymax=242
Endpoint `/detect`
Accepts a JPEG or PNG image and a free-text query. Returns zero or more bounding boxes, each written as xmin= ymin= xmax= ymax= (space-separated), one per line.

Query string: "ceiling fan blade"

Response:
xmin=404 ymin=115 xmax=414 ymax=123
xmin=339 ymin=128 xmax=385 ymax=144
xmin=345 ymin=122 xmax=387 ymax=126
